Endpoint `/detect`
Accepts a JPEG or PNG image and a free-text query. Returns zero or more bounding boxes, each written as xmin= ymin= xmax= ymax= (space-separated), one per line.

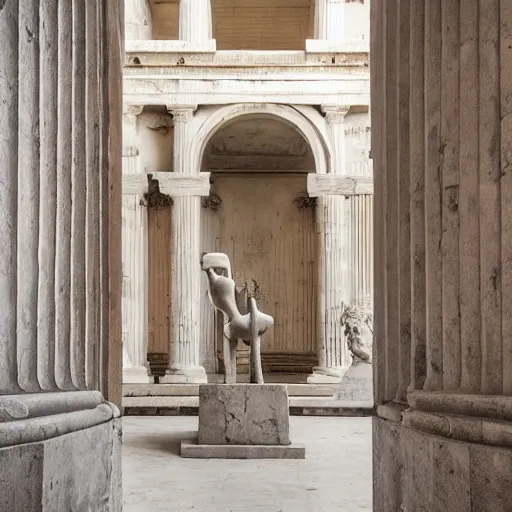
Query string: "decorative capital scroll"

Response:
xmin=124 ymin=104 xmax=144 ymax=118
xmin=321 ymin=104 xmax=350 ymax=123
xmin=142 ymin=174 xmax=173 ymax=209
xmin=166 ymin=105 xmax=198 ymax=123
xmin=201 ymin=193 xmax=222 ymax=211
xmin=293 ymin=192 xmax=317 ymax=209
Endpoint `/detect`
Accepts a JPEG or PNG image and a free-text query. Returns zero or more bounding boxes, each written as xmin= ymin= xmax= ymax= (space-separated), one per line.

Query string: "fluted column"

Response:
xmin=314 ymin=0 xmax=344 ymax=41
xmin=0 ymin=0 xmax=116 ymax=396
xmin=179 ymin=0 xmax=213 ymax=42
xmin=161 ymin=106 xmax=207 ymax=384
xmin=373 ymin=1 xmax=512 ymax=509
xmin=122 ymin=105 xmax=151 ymax=384
xmin=309 ymin=105 xmax=351 ymax=383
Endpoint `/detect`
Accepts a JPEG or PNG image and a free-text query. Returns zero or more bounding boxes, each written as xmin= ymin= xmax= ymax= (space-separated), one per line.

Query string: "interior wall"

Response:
xmin=344 ymin=0 xmax=370 ymax=43
xmin=125 ymin=0 xmax=154 ymax=39
xmin=345 ymin=109 xmax=372 ymax=176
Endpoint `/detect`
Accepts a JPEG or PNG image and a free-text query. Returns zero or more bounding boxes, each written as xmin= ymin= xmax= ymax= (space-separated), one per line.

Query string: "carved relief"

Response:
xmin=201 ymin=193 xmax=222 ymax=211
xmin=293 ymin=193 xmax=317 ymax=209
xmin=142 ymin=174 xmax=173 ymax=209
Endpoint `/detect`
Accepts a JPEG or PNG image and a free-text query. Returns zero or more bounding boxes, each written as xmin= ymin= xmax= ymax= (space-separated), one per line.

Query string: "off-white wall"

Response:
xmin=136 ymin=110 xmax=174 ymax=172
xmin=344 ymin=0 xmax=370 ymax=43
xmin=125 ymin=0 xmax=154 ymax=40
xmin=345 ymin=109 xmax=372 ymax=176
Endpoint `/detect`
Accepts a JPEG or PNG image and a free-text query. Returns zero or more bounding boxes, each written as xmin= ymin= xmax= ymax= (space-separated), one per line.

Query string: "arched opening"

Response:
xmin=198 ymin=112 xmax=320 ymax=380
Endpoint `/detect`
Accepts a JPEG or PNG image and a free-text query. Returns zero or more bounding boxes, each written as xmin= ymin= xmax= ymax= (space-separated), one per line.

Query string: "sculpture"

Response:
xmin=340 ymin=304 xmax=373 ymax=364
xmin=201 ymin=252 xmax=274 ymax=384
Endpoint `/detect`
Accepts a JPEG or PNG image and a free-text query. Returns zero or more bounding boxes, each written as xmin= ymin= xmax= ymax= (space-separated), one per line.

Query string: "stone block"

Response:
xmin=180 ymin=439 xmax=305 ymax=459
xmin=198 ymin=384 xmax=290 ymax=446
xmin=337 ymin=362 xmax=373 ymax=401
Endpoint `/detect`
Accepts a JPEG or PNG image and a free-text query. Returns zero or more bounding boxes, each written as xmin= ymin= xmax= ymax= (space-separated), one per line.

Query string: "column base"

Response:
xmin=307 ymin=366 xmax=350 ymax=384
xmin=160 ymin=366 xmax=207 ymax=384
xmin=122 ymin=366 xmax=154 ymax=384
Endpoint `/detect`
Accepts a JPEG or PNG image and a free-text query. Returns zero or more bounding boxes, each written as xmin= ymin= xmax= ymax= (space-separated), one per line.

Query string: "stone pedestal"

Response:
xmin=181 ymin=384 xmax=305 ymax=459
xmin=337 ymin=361 xmax=373 ymax=402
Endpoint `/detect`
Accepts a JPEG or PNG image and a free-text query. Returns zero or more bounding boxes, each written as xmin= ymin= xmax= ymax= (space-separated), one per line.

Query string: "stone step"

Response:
xmin=123 ymin=383 xmax=338 ymax=398
xmin=122 ymin=394 xmax=373 ymax=410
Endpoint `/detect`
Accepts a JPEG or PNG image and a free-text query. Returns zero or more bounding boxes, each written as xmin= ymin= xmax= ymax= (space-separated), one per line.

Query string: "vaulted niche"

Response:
xmin=202 ymin=114 xmax=315 ymax=172
xmin=200 ymin=114 xmax=318 ymax=377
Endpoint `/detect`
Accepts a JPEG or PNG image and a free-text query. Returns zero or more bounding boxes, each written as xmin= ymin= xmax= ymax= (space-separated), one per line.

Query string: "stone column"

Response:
xmin=308 ymin=105 xmax=351 ymax=383
xmin=373 ymin=1 xmax=512 ymax=510
xmin=122 ymin=106 xmax=152 ymax=384
xmin=179 ymin=0 xmax=213 ymax=42
xmin=314 ymin=0 xmax=344 ymax=41
xmin=161 ymin=106 xmax=207 ymax=384
xmin=0 ymin=0 xmax=122 ymax=508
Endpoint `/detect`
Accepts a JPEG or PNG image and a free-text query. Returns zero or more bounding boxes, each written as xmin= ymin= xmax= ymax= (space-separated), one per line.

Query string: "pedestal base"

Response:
xmin=180 ymin=439 xmax=305 ymax=459
xmin=122 ymin=366 xmax=154 ymax=384
xmin=160 ymin=366 xmax=207 ymax=384
xmin=180 ymin=384 xmax=305 ymax=459
xmin=337 ymin=361 xmax=373 ymax=401
xmin=307 ymin=366 xmax=349 ymax=384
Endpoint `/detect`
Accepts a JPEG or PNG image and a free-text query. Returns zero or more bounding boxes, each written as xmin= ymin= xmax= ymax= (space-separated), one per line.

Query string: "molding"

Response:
xmin=305 ymin=39 xmax=369 ymax=54
xmin=408 ymin=390 xmax=512 ymax=422
xmin=126 ymin=39 xmax=217 ymax=54
xmin=125 ymin=48 xmax=369 ymax=68
xmin=167 ymin=104 xmax=198 ymax=122
xmin=0 ymin=391 xmax=104 ymax=422
xmin=0 ymin=400 xmax=118 ymax=448
xmin=124 ymin=104 xmax=144 ymax=117
xmin=402 ymin=410 xmax=512 ymax=449
xmin=322 ymin=104 xmax=351 ymax=122
xmin=190 ymin=103 xmax=331 ymax=175
xmin=307 ymin=174 xmax=374 ymax=196
xmin=122 ymin=172 xmax=211 ymax=197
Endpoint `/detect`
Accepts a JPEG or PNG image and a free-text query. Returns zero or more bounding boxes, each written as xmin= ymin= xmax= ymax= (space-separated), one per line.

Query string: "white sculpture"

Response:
xmin=201 ymin=253 xmax=274 ymax=384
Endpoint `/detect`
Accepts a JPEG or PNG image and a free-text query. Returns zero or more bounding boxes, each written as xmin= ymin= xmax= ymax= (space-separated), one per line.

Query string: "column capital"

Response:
xmin=123 ymin=105 xmax=144 ymax=118
xmin=167 ymin=105 xmax=198 ymax=123
xmin=321 ymin=105 xmax=350 ymax=123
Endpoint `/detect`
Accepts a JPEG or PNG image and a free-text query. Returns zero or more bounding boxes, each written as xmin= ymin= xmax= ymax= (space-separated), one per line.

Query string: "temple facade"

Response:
xmin=121 ymin=0 xmax=373 ymax=388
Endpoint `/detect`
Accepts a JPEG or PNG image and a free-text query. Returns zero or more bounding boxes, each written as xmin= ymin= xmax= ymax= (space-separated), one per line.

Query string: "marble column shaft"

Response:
xmin=314 ymin=0 xmax=344 ymax=41
xmin=162 ymin=107 xmax=207 ymax=383
xmin=0 ymin=0 xmax=109 ymax=394
xmin=122 ymin=106 xmax=151 ymax=383
xmin=179 ymin=0 xmax=212 ymax=42
xmin=374 ymin=0 xmax=512 ymax=402
xmin=373 ymin=2 xmax=512 ymax=510
xmin=309 ymin=106 xmax=351 ymax=381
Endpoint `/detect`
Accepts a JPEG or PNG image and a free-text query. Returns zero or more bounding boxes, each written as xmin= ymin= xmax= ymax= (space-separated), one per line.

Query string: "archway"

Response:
xmin=194 ymin=105 xmax=331 ymax=381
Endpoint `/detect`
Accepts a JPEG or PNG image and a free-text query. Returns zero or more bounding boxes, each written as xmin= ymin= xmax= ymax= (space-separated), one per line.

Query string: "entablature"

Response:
xmin=124 ymin=47 xmax=369 ymax=107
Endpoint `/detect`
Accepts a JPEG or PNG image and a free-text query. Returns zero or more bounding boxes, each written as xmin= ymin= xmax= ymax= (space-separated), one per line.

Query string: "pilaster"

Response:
xmin=179 ymin=0 xmax=213 ymax=43
xmin=308 ymin=105 xmax=352 ymax=384
xmin=122 ymin=104 xmax=152 ymax=384
xmin=161 ymin=105 xmax=207 ymax=384
xmin=313 ymin=0 xmax=344 ymax=41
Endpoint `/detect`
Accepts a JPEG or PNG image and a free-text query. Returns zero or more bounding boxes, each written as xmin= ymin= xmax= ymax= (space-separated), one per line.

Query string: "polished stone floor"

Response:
xmin=123 ymin=416 xmax=372 ymax=512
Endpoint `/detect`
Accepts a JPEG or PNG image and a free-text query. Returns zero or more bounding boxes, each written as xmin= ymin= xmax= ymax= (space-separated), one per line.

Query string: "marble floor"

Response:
xmin=123 ymin=416 xmax=372 ymax=512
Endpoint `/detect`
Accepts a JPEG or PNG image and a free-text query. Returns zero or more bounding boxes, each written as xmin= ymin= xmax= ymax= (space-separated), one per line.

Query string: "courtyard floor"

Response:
xmin=123 ymin=416 xmax=372 ymax=512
